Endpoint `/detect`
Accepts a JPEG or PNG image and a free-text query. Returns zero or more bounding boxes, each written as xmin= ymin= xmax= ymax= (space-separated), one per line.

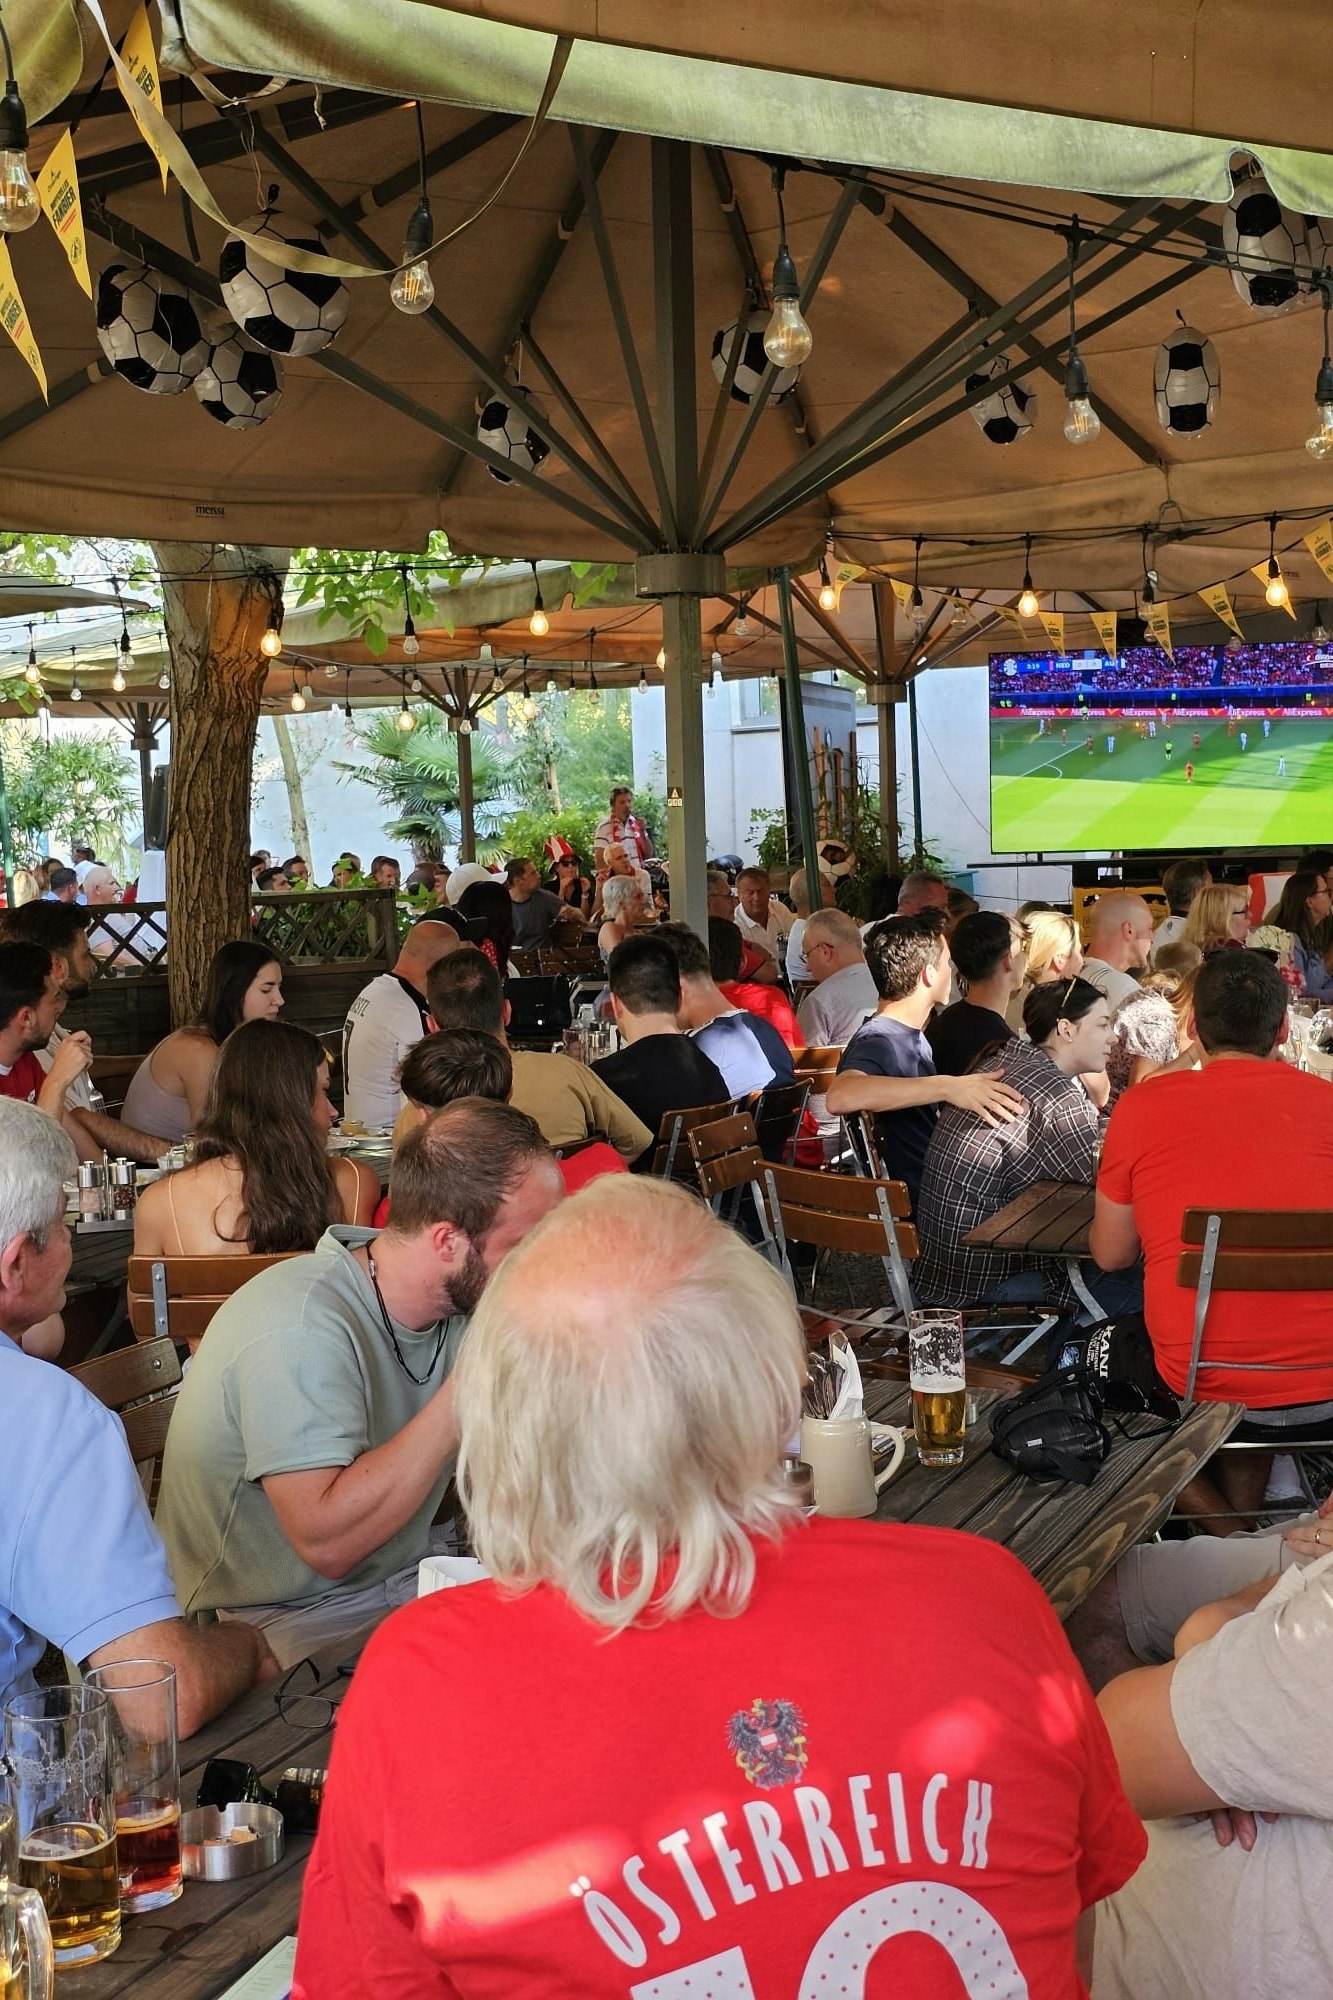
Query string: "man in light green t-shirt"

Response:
xmin=157 ymin=1098 xmax=563 ymax=1665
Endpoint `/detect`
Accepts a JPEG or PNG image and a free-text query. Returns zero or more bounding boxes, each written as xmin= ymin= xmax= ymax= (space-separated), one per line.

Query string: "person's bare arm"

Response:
xmin=1096 ymin=1661 xmax=1226 ymax=1820
xmin=1088 ymin=1190 xmax=1141 ymax=1270
xmin=68 ymin=1106 xmax=170 ymax=1165
xmin=87 ymin=1615 xmax=279 ymax=1739
xmin=261 ymin=1382 xmax=461 ymax=1581
xmin=825 ymin=1066 xmax=1025 ymax=1128
xmin=37 ymin=1033 xmax=92 ymax=1119
xmin=1079 ymin=1068 xmax=1111 ymax=1109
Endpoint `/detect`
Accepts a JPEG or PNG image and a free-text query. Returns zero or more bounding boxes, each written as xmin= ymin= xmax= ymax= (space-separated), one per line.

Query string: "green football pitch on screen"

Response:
xmin=989 ymin=712 xmax=1333 ymax=851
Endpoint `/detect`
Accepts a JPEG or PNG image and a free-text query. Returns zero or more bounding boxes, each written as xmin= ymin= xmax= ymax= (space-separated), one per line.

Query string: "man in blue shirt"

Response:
xmin=826 ymin=910 xmax=1023 ymax=1206
xmin=660 ymin=922 xmax=796 ymax=1098
xmin=0 ymin=1099 xmax=277 ymax=1731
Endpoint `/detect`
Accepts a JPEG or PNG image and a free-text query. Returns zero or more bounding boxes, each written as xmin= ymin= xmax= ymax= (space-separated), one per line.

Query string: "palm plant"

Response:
xmin=336 ymin=710 xmax=509 ymax=860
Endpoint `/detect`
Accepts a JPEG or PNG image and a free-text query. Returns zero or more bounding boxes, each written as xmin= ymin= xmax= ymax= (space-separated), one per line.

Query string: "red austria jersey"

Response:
xmin=294 ymin=1519 xmax=1144 ymax=1999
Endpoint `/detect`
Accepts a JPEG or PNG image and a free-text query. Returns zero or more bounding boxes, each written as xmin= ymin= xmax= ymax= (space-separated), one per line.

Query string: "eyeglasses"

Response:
xmin=272 ymin=1654 xmax=354 ymax=1731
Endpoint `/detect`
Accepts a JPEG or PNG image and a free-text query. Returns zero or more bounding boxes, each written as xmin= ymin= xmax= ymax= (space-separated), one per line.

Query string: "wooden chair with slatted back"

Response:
xmin=508 ymin=947 xmax=543 ymax=977
xmin=686 ymin=1112 xmax=788 ymax=1271
xmin=841 ymin=1108 xmax=887 ymax=1179
xmin=766 ymin=1162 xmax=918 ymax=1322
xmin=537 ymin=944 xmax=601 ymax=977
xmin=650 ymin=1099 xmax=737 ymax=1181
xmin=791 ymin=1046 xmax=841 ymax=1090
xmin=71 ymin=1337 xmax=182 ymax=1507
xmin=127 ymin=1253 xmax=299 ymax=1355
xmin=1176 ymin=1206 xmax=1333 ymax=1512
xmin=747 ymin=1078 xmax=811 ymax=1163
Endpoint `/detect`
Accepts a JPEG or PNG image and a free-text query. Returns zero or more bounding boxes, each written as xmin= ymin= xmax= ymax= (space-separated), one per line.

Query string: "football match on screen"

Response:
xmin=988 ymin=640 xmax=1333 ymax=852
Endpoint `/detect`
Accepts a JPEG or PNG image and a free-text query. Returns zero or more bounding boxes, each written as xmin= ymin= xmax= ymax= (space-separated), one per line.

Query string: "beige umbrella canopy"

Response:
xmin=9 ymin=0 xmax=1333 ymax=925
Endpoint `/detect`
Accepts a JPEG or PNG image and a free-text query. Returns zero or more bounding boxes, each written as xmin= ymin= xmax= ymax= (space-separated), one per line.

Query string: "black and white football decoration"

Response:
xmin=964 ymin=350 xmax=1037 ymax=443
xmin=475 ymin=394 xmax=550 ymax=483
xmin=1152 ymin=323 xmax=1219 ymax=437
xmin=1305 ymin=214 xmax=1333 ymax=281
xmin=1222 ymin=166 xmax=1308 ymax=312
xmin=710 ymin=309 xmax=801 ymax=405
xmin=218 ymin=210 xmax=350 ymax=356
xmin=95 ymin=264 xmax=209 ymax=394
xmin=193 ymin=335 xmax=283 ymax=428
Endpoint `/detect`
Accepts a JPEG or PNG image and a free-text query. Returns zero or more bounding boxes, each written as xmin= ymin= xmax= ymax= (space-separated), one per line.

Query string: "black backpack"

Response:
xmin=989 ymin=1367 xmax=1112 ymax=1487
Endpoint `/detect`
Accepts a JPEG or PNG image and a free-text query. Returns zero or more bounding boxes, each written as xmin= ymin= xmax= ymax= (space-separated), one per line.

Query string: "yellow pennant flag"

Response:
xmin=37 ymin=130 xmax=90 ymax=299
xmin=888 ymin=577 xmax=915 ymax=614
xmin=1090 ymin=610 xmax=1118 ymax=658
xmin=1304 ymin=520 xmax=1333 ymax=588
xmin=117 ymin=2 xmax=171 ymax=193
xmin=1250 ymin=561 xmax=1297 ymax=619
xmin=0 ymin=245 xmax=47 ymax=400
xmin=1144 ymin=601 xmax=1173 ymax=659
xmin=1038 ymin=610 xmax=1066 ymax=654
xmin=1197 ymin=582 xmax=1244 ymax=640
xmin=831 ymin=563 xmax=865 ymax=612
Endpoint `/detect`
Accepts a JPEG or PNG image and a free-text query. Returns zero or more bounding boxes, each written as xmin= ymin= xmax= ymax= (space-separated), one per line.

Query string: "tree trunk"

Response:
xmin=270 ymin=714 xmax=312 ymax=864
xmin=153 ymin=541 xmax=290 ymax=1026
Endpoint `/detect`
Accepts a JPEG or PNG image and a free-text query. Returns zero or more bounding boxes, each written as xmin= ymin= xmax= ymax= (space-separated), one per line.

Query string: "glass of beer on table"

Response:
xmin=85 ymin=1662 xmax=182 ymax=1913
xmin=0 ymin=1873 xmax=52 ymax=2000
xmin=3 ymin=1686 xmax=120 ymax=1969
xmin=909 ymin=1310 xmax=967 ymax=1468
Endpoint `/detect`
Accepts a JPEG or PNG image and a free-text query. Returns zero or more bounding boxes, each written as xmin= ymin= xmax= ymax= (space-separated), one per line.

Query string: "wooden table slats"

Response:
xmin=963 ymin=1178 xmax=1096 ymax=1257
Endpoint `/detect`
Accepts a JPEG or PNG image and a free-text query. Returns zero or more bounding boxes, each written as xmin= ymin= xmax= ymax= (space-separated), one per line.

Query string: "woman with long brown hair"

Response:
xmin=121 ymin=940 xmax=285 ymax=1144
xmin=134 ymin=1019 xmax=378 ymax=1257
xmin=1268 ymin=868 xmax=1333 ymax=999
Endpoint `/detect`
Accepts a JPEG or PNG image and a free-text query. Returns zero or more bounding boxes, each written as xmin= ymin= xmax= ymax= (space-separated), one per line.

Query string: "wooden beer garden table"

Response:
xmin=962 ymin=1178 xmax=1096 ymax=1258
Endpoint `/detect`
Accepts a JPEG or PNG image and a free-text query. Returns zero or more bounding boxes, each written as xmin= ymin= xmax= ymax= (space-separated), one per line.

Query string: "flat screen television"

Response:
xmin=988 ymin=639 xmax=1333 ymax=852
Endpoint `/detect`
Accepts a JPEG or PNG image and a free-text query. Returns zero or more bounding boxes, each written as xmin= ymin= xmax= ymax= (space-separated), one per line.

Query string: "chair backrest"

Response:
xmin=537 ymin=945 xmax=600 ymax=977
xmin=767 ymin=1162 xmax=918 ymax=1321
xmin=127 ymin=1253 xmax=299 ymax=1352
xmin=71 ymin=1336 xmax=182 ymax=1504
xmin=748 ymin=1078 xmax=811 ymax=1162
xmin=1178 ymin=1207 xmax=1333 ymax=1399
xmin=687 ymin=1113 xmax=788 ymax=1270
xmin=791 ymin=1045 xmax=841 ymax=1088
xmin=651 ymin=1099 xmax=736 ymax=1181
xmin=842 ymin=1108 xmax=886 ymax=1178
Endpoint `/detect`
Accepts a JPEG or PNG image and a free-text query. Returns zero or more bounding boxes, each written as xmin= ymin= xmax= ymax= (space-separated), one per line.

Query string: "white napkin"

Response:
xmin=828 ymin=1330 xmax=864 ymax=1421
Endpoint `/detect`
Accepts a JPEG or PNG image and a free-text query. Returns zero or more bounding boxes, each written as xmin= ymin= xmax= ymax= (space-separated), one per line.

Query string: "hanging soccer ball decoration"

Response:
xmin=476 ymin=394 xmax=550 ymax=483
xmin=193 ymin=335 xmax=283 ymax=428
xmin=219 ymin=210 xmax=350 ymax=356
xmin=710 ymin=309 xmax=801 ymax=405
xmin=1222 ymin=166 xmax=1308 ymax=312
xmin=964 ymin=350 xmax=1037 ymax=444
xmin=95 ymin=264 xmax=210 ymax=394
xmin=1152 ymin=324 xmax=1219 ymax=437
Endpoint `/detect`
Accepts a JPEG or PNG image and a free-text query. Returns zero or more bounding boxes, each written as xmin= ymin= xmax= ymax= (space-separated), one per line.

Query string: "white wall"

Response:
xmin=250 ymin=712 xmax=405 ymax=878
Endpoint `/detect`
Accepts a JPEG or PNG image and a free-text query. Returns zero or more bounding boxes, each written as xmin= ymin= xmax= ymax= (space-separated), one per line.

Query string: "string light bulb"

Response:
xmin=1307 ymin=278 xmax=1333 ymax=459
xmin=490 ymin=666 xmax=505 ymax=694
xmin=1061 ymin=217 xmax=1101 ymax=446
xmin=528 ymin=558 xmax=549 ymax=637
xmin=397 ymin=686 xmax=416 ymax=731
xmin=111 ymin=661 xmax=127 ymax=693
xmin=763 ymin=170 xmax=813 ymax=369
xmin=735 ymin=599 xmax=751 ymax=638
xmin=68 ymin=647 xmax=81 ymax=702
xmin=402 ymin=615 xmax=419 ymax=659
xmin=23 ymin=625 xmax=38 ymax=685
xmin=259 ymin=621 xmax=283 ymax=659
xmin=817 ymin=545 xmax=837 ymax=611
xmin=1265 ymin=514 xmax=1290 ymax=608
xmin=637 ymin=666 xmax=649 ymax=693
xmin=409 ymin=672 xmax=423 ymax=694
xmin=290 ymin=678 xmax=306 ymax=713
xmin=545 ymin=672 xmax=557 ymax=693
xmin=910 ymin=535 xmax=927 ymax=640
xmin=458 ymin=715 xmax=473 ymax=735
xmin=1017 ymin=535 xmax=1039 ymax=619
xmin=158 ymin=628 xmax=171 ymax=691
xmin=0 ymin=22 xmax=38 ymax=235
xmin=390 ymin=105 xmax=435 ymax=314
xmin=711 ymin=645 xmax=723 ymax=669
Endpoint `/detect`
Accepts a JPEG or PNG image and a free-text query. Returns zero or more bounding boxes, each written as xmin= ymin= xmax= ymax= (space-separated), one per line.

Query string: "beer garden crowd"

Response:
xmin=3 ymin=805 xmax=1333 ymax=1997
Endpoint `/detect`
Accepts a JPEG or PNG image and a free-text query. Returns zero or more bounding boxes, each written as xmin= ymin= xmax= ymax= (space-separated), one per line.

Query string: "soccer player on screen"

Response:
xmin=1279 ymin=755 xmax=1288 ymax=776
xmin=1263 ymin=717 xmax=1271 ymax=738
xmin=1240 ymin=730 xmax=1248 ymax=751
xmin=1192 ymin=732 xmax=1200 ymax=750
xmin=1164 ymin=738 xmax=1173 ymax=761
xmin=1106 ymin=735 xmax=1116 ymax=754
xmin=1185 ymin=762 xmax=1194 ymax=784
xmin=1086 ymin=734 xmax=1095 ymax=756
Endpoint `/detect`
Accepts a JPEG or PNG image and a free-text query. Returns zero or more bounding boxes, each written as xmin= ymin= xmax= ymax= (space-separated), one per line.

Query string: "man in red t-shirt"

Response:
xmin=1092 ymin=947 xmax=1333 ymax=1519
xmin=0 ymin=941 xmax=85 ymax=1111
xmin=710 ymin=912 xmax=801 ymax=1047
xmin=295 ymin=1178 xmax=1144 ymax=2000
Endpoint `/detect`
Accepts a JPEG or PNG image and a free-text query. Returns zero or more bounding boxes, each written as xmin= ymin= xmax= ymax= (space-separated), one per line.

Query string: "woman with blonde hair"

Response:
xmin=1006 ymin=907 xmax=1083 ymax=1033
xmin=1182 ymin=883 xmax=1250 ymax=954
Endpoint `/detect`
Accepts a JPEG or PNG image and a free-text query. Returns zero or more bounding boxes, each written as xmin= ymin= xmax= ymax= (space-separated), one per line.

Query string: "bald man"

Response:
xmin=343 ymin=914 xmax=465 ymax=1129
xmin=1082 ymin=894 xmax=1154 ymax=1011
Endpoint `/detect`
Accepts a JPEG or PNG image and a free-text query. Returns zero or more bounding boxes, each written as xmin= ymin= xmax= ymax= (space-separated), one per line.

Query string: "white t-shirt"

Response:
xmin=1151 ymin=914 xmax=1188 ymax=961
xmin=797 ymin=961 xmax=878 ymax=1049
xmin=1080 ymin=955 xmax=1141 ymax=1013
xmin=343 ymin=973 xmax=428 ymax=1129
xmin=735 ymin=901 xmax=794 ymax=963
xmin=35 ymin=1023 xmax=95 ymax=1110
xmin=1094 ymin=1552 xmax=1333 ymax=1998
xmin=786 ymin=917 xmax=809 ymax=982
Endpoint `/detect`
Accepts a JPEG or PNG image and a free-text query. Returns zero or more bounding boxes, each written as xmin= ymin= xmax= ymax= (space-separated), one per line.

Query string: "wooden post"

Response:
xmin=153 ymin=541 xmax=290 ymax=1026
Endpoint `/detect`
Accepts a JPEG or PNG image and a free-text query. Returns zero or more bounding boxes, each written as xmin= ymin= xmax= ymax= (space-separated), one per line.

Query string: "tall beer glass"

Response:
xmin=85 ymin=1663 xmax=182 ymax=1912
xmin=0 ymin=1876 xmax=52 ymax=2000
xmin=909 ymin=1310 xmax=967 ymax=1467
xmin=3 ymin=1687 xmax=120 ymax=1969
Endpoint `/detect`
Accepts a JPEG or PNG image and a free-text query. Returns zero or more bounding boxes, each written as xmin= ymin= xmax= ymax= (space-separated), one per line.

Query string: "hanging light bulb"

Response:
xmin=458 ymin=715 xmax=473 ymax=735
xmin=1307 ymin=279 xmax=1333 ymax=459
xmin=343 ymin=673 xmax=354 ymax=720
xmin=397 ymin=687 xmax=416 ymax=731
xmin=735 ymin=599 xmax=751 ymax=638
xmin=259 ymin=621 xmax=283 ymax=659
xmin=909 ymin=534 xmax=928 ymax=640
xmin=1017 ymin=534 xmax=1039 ymax=619
xmin=158 ymin=628 xmax=172 ymax=692
xmin=817 ymin=546 xmax=837 ymax=612
xmin=637 ymin=666 xmax=649 ymax=693
xmin=763 ymin=170 xmax=813 ymax=368
xmin=111 ymin=662 xmax=127 ymax=693
xmin=1061 ymin=217 xmax=1101 ymax=446
xmin=68 ymin=645 xmax=82 ymax=702
xmin=490 ymin=666 xmax=505 ymax=693
xmin=528 ymin=560 xmax=548 ymax=637
xmin=0 ymin=27 xmax=39 ymax=236
xmin=158 ymin=667 xmax=171 ymax=691
xmin=290 ymin=679 xmax=306 ymax=712
xmin=402 ymin=615 xmax=420 ymax=659
xmin=710 ymin=645 xmax=723 ymax=669
xmin=409 ymin=672 xmax=423 ymax=694
xmin=656 ymin=645 xmax=666 ymax=670
xmin=390 ymin=201 xmax=435 ymax=316
xmin=324 ymin=662 xmax=339 ymax=676
xmin=1311 ymin=603 xmax=1331 ymax=646
xmin=1265 ymin=514 xmax=1290 ymax=608
xmin=23 ymin=625 xmax=38 ymax=684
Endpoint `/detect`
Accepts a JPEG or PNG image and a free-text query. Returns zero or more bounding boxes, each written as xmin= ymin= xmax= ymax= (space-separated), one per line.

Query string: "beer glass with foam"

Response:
xmin=909 ymin=1310 xmax=967 ymax=1467
xmin=3 ymin=1687 xmax=120 ymax=1969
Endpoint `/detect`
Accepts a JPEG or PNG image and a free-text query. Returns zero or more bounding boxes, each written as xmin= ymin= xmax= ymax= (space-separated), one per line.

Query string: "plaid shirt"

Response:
xmin=912 ymin=1039 xmax=1100 ymax=1307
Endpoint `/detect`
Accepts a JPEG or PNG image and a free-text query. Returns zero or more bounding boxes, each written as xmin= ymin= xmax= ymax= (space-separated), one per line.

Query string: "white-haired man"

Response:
xmin=0 ymin=1099 xmax=277 ymax=1728
xmin=797 ymin=907 xmax=878 ymax=1047
xmin=295 ymin=1177 xmax=1145 ymax=1997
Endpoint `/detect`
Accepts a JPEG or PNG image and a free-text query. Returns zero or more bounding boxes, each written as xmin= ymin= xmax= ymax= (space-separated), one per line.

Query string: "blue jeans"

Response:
xmin=986 ymin=1260 xmax=1144 ymax=1325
